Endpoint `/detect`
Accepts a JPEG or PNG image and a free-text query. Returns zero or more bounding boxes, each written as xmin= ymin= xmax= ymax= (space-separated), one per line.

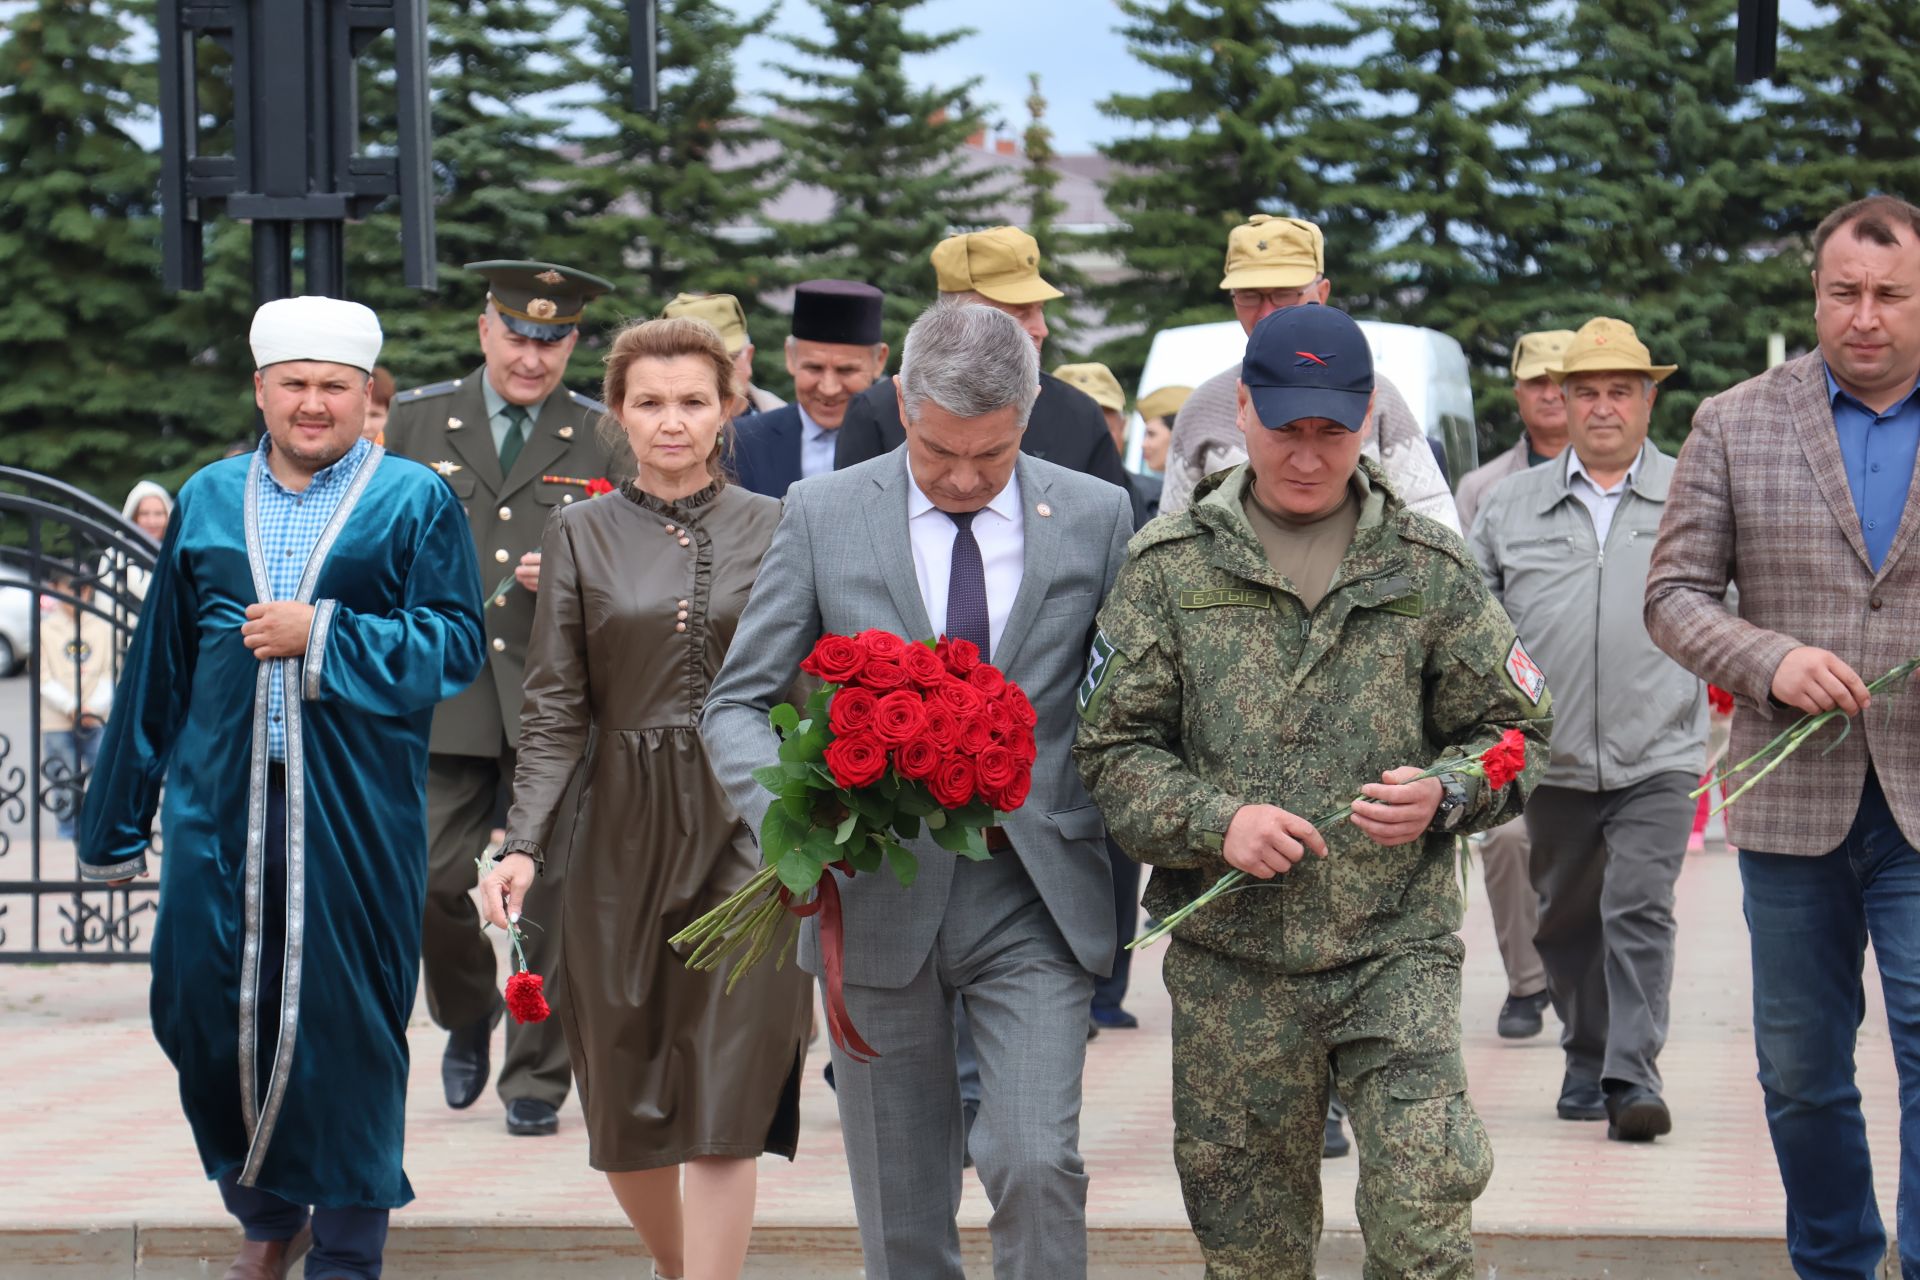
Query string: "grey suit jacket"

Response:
xmin=702 ymin=447 xmax=1134 ymax=989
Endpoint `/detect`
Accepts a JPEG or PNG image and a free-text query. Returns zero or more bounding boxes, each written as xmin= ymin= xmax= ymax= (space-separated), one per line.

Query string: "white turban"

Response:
xmin=249 ymin=296 xmax=383 ymax=373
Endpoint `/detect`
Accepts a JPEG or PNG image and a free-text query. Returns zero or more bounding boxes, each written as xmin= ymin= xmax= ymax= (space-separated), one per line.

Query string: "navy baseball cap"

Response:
xmin=1242 ymin=304 xmax=1374 ymax=432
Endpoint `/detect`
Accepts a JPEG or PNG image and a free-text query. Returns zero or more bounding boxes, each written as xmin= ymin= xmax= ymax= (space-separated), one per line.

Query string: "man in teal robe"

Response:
xmin=80 ymin=296 xmax=486 ymax=1280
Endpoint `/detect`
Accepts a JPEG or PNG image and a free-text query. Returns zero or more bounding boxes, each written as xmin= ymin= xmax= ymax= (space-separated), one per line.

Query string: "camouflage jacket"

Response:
xmin=1073 ymin=458 xmax=1552 ymax=974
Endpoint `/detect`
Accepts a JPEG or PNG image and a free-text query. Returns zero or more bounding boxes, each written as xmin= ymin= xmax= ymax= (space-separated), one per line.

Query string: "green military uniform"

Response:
xmin=383 ymin=261 xmax=633 ymax=1117
xmin=1074 ymin=458 xmax=1552 ymax=1279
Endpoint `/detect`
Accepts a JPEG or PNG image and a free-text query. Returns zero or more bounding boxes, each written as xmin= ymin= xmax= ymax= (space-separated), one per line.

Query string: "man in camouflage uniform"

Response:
xmin=1075 ymin=306 xmax=1552 ymax=1279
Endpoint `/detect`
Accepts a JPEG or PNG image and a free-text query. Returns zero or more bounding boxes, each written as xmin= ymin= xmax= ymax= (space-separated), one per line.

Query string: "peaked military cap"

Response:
xmin=468 ymin=260 xmax=615 ymax=341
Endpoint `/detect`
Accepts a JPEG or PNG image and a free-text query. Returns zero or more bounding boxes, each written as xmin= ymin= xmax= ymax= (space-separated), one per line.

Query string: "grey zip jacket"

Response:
xmin=1470 ymin=441 xmax=1705 ymax=792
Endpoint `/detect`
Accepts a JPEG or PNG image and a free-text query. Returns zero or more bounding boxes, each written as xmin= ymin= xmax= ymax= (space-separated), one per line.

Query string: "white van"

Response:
xmin=1128 ymin=320 xmax=1480 ymax=487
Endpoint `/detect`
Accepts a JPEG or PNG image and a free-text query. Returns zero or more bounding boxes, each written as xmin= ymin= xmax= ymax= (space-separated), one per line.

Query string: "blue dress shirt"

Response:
xmin=1826 ymin=366 xmax=1920 ymax=572
xmin=798 ymin=404 xmax=838 ymax=482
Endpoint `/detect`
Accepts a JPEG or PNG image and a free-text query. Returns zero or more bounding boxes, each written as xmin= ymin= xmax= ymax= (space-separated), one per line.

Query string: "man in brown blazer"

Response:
xmin=1646 ymin=195 xmax=1920 ymax=1280
xmin=384 ymin=260 xmax=631 ymax=1137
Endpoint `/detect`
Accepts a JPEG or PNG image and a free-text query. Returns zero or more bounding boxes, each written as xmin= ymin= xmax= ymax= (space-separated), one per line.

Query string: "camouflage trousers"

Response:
xmin=1164 ymin=934 xmax=1492 ymax=1280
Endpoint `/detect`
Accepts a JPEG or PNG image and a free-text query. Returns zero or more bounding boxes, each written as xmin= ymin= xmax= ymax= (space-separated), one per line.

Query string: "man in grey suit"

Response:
xmin=703 ymin=302 xmax=1133 ymax=1280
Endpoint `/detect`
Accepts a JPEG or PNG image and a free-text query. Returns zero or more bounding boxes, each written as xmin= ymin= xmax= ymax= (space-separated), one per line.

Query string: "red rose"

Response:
xmin=924 ymin=703 xmax=960 ymax=752
xmin=957 ymin=714 xmax=994 ymax=756
xmin=505 ymin=970 xmax=550 ymax=1024
xmin=989 ymin=770 xmax=1032 ymax=813
xmin=1001 ymin=684 xmax=1038 ymax=729
xmin=1477 ymin=729 xmax=1529 ymax=792
xmin=856 ymin=629 xmax=908 ymax=662
xmin=933 ymin=679 xmax=983 ymax=717
xmin=968 ymin=664 xmax=1008 ymax=698
xmin=801 ymin=634 xmax=866 ymax=684
xmin=976 ymin=744 xmax=1017 ymax=794
xmin=893 ymin=734 xmax=941 ymax=781
xmin=983 ymin=697 xmax=1014 ymax=738
xmin=828 ymin=686 xmax=878 ymax=736
xmin=929 ymin=755 xmax=978 ymax=809
xmin=937 ymin=636 xmax=982 ymax=676
xmin=824 ymin=732 xmax=889 ymax=789
xmin=872 ymin=689 xmax=930 ymax=745
xmin=900 ymin=643 xmax=948 ymax=689
xmin=860 ymin=658 xmax=909 ymax=691
xmin=1010 ymin=733 xmax=1037 ymax=768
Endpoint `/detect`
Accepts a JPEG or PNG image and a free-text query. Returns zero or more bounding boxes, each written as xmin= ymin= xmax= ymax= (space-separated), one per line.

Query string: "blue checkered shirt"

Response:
xmin=256 ymin=436 xmax=372 ymax=759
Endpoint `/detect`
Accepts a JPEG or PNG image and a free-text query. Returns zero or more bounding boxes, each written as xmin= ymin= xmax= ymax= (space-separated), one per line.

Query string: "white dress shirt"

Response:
xmin=905 ymin=457 xmax=1025 ymax=656
xmin=1566 ymin=447 xmax=1639 ymax=546
xmin=798 ymin=404 xmax=838 ymax=481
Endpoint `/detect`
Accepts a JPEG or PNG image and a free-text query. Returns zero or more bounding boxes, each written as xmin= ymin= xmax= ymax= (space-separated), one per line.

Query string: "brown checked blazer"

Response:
xmin=1645 ymin=350 xmax=1920 ymax=855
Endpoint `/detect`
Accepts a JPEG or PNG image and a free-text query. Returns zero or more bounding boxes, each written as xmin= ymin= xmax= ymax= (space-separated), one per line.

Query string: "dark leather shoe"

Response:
xmin=1322 ymin=1107 xmax=1350 ymax=1158
xmin=1604 ymin=1081 xmax=1672 ymax=1142
xmin=1557 ymin=1072 xmax=1608 ymax=1121
xmin=1497 ymin=989 xmax=1550 ymax=1039
xmin=961 ymin=1099 xmax=979 ymax=1170
xmin=505 ymin=1097 xmax=560 ymax=1136
xmin=441 ymin=1003 xmax=500 ymax=1110
xmin=222 ymin=1225 xmax=311 ymax=1280
xmin=1091 ymin=1005 xmax=1140 ymax=1029
xmin=1086 ymin=1016 xmax=1100 ymax=1041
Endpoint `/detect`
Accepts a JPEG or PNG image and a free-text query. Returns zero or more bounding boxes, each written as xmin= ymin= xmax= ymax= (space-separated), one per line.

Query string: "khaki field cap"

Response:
xmin=1137 ymin=385 xmax=1193 ymax=422
xmin=662 ymin=293 xmax=750 ymax=354
xmin=1220 ymin=214 xmax=1325 ymax=291
xmin=1549 ymin=317 xmax=1678 ymax=384
xmin=1510 ymin=329 xmax=1577 ymax=381
xmin=1053 ymin=363 xmax=1126 ymax=413
xmin=931 ymin=226 xmax=1064 ymax=304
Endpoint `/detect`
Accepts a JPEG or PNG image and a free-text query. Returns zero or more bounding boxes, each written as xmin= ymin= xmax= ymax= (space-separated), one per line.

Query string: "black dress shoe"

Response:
xmin=961 ymin=1099 xmax=979 ymax=1170
xmin=1497 ymin=989 xmax=1550 ymax=1039
xmin=505 ymin=1097 xmax=559 ymax=1136
xmin=1322 ymin=1107 xmax=1350 ymax=1158
xmin=441 ymin=1004 xmax=500 ymax=1110
xmin=1604 ymin=1081 xmax=1672 ymax=1142
xmin=1557 ymin=1072 xmax=1608 ymax=1121
xmin=1091 ymin=1005 xmax=1140 ymax=1030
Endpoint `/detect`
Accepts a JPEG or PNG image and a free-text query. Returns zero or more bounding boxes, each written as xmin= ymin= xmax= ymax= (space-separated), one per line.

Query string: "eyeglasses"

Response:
xmin=1230 ymin=287 xmax=1317 ymax=312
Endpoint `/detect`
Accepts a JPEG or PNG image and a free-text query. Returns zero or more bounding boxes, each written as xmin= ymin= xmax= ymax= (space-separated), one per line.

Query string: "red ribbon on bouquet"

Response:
xmin=779 ymin=860 xmax=878 ymax=1064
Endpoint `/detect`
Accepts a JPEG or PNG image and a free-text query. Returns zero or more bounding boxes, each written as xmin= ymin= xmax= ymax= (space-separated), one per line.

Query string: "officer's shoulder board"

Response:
xmin=394 ymin=379 xmax=462 ymax=405
xmin=1125 ymin=509 xmax=1203 ymax=558
xmin=568 ymin=389 xmax=607 ymax=415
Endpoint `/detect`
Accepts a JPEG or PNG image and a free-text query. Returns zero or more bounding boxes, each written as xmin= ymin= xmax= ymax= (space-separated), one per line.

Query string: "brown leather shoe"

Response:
xmin=222 ymin=1224 xmax=312 ymax=1280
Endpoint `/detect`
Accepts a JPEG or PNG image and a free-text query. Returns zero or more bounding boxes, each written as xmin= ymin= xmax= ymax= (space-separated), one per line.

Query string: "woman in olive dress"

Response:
xmin=480 ymin=317 xmax=811 ymax=1280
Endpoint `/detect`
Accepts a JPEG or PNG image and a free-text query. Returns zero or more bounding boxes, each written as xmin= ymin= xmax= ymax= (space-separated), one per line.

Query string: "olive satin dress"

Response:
xmin=503 ymin=479 xmax=810 ymax=1171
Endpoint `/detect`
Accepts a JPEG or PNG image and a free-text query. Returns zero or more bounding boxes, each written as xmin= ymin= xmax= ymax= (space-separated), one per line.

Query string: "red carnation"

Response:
xmin=583 ymin=477 xmax=615 ymax=498
xmin=893 ymin=734 xmax=941 ymax=781
xmin=825 ymin=733 xmax=890 ymax=789
xmin=989 ymin=770 xmax=1032 ymax=813
xmin=968 ymin=664 xmax=1008 ymax=698
xmin=856 ymin=629 xmax=908 ymax=662
xmin=900 ymin=643 xmax=948 ymax=689
xmin=976 ymin=744 xmax=1018 ymax=795
xmin=861 ymin=659 xmax=909 ymax=691
xmin=505 ymin=970 xmax=550 ymax=1024
xmin=801 ymin=634 xmax=866 ymax=685
xmin=924 ymin=703 xmax=961 ymax=753
xmin=1001 ymin=684 xmax=1038 ymax=730
xmin=957 ymin=715 xmax=994 ymax=756
xmin=1707 ymin=684 xmax=1735 ymax=716
xmin=828 ymin=686 xmax=878 ymax=736
xmin=933 ymin=679 xmax=983 ymax=718
xmin=929 ymin=755 xmax=978 ymax=809
xmin=1478 ymin=729 xmax=1529 ymax=792
xmin=872 ymin=689 xmax=931 ymax=746
xmin=937 ymin=636 xmax=982 ymax=676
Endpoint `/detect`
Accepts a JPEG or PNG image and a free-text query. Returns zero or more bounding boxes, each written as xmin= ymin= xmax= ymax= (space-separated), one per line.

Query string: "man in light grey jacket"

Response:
xmin=1470 ymin=317 xmax=1705 ymax=1145
xmin=703 ymin=302 xmax=1133 ymax=1280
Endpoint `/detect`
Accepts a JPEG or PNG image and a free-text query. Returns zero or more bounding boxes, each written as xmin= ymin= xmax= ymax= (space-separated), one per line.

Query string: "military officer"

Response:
xmin=661 ymin=291 xmax=785 ymax=417
xmin=1075 ymin=305 xmax=1551 ymax=1279
xmin=383 ymin=259 xmax=633 ymax=1137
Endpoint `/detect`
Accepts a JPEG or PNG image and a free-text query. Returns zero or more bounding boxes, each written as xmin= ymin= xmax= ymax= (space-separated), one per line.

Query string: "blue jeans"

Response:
xmin=44 ymin=725 xmax=102 ymax=839
xmin=1740 ymin=768 xmax=1920 ymax=1280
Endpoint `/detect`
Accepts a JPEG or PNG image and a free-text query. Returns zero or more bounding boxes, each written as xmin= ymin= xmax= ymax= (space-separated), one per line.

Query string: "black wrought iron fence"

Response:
xmin=0 ymin=468 xmax=160 ymax=961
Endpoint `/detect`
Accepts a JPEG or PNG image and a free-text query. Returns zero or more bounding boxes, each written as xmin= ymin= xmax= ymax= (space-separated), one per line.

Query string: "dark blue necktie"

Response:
xmin=946 ymin=510 xmax=990 ymax=662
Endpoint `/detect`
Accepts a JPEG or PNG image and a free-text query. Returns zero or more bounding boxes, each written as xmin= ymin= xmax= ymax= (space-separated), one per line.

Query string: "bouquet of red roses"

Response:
xmin=669 ymin=630 xmax=1037 ymax=1060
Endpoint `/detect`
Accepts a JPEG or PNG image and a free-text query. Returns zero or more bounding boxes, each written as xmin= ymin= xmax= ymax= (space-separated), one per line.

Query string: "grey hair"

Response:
xmin=898 ymin=302 xmax=1042 ymax=427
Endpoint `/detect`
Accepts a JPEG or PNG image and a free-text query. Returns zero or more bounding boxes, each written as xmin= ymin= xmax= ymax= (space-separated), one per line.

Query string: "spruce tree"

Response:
xmin=1773 ymin=2 xmax=1920 ymax=220
xmin=554 ymin=0 xmax=783 ymax=391
xmin=0 ymin=0 xmax=243 ymax=497
xmin=1092 ymin=0 xmax=1354 ymax=386
xmin=764 ymin=0 xmax=1000 ymax=346
xmin=1021 ymin=74 xmax=1086 ymax=366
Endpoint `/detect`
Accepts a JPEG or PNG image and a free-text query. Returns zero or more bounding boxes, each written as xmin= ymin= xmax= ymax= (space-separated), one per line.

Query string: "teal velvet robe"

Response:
xmin=79 ymin=447 xmax=485 ymax=1209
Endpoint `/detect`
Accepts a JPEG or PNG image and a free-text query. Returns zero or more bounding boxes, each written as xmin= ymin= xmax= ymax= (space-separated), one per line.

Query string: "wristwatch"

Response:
xmin=1431 ymin=773 xmax=1470 ymax=832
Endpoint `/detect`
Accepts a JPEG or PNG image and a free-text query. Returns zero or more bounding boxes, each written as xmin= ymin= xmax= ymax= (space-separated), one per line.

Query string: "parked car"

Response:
xmin=0 ymin=567 xmax=31 ymax=677
xmin=1127 ymin=319 xmax=1480 ymax=487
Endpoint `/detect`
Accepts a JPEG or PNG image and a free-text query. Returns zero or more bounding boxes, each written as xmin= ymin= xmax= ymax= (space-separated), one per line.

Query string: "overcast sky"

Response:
xmin=720 ymin=0 xmax=1834 ymax=154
